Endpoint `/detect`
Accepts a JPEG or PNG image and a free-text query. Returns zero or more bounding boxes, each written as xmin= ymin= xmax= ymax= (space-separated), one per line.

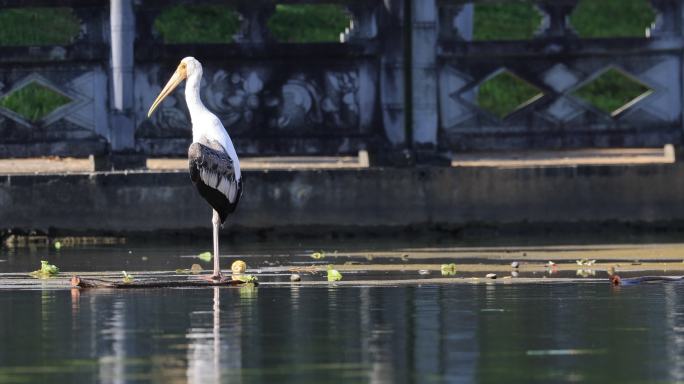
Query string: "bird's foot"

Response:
xmin=201 ymin=272 xmax=226 ymax=284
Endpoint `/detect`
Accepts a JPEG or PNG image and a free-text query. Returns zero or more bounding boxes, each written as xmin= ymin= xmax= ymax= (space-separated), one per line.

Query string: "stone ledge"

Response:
xmin=2 ymin=161 xmax=684 ymax=234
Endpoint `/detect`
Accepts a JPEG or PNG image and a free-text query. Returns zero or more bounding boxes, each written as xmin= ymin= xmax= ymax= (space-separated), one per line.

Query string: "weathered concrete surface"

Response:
xmin=3 ymin=162 xmax=684 ymax=234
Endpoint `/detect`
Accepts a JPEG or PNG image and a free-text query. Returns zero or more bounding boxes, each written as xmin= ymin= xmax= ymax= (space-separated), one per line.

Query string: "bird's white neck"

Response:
xmin=185 ymin=70 xmax=209 ymax=124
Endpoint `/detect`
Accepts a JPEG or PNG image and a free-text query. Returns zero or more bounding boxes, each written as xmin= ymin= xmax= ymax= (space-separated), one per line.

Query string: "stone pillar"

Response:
xmin=234 ymin=3 xmax=275 ymax=43
xmin=379 ymin=0 xmax=407 ymax=148
xmin=535 ymin=0 xmax=578 ymax=38
xmin=411 ymin=0 xmax=438 ymax=148
xmin=110 ymin=0 xmax=135 ymax=151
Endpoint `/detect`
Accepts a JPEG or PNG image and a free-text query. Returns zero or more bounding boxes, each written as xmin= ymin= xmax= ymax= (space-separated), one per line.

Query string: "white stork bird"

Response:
xmin=147 ymin=57 xmax=242 ymax=281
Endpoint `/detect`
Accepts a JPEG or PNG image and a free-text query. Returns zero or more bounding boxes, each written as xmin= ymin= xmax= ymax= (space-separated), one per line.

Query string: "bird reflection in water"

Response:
xmin=187 ymin=287 xmax=243 ymax=383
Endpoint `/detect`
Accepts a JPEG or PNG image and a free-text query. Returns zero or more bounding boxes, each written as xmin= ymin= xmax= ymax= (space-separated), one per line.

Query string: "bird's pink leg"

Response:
xmin=210 ymin=210 xmax=222 ymax=281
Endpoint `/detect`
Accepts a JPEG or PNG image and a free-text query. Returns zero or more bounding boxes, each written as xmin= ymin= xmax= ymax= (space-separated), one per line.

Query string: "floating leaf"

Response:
xmin=41 ymin=260 xmax=58 ymax=274
xmin=190 ymin=264 xmax=203 ymax=274
xmin=30 ymin=260 xmax=59 ymax=279
xmin=198 ymin=252 xmax=212 ymax=262
xmin=122 ymin=271 xmax=134 ymax=283
xmin=311 ymin=251 xmax=325 ymax=260
xmin=440 ymin=263 xmax=457 ymax=276
xmin=327 ymin=267 xmax=342 ymax=282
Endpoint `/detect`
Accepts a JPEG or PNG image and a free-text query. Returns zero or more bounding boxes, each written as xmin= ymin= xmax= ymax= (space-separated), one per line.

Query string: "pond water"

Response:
xmin=2 ymin=239 xmax=684 ymax=383
xmin=1 ymin=282 xmax=684 ymax=383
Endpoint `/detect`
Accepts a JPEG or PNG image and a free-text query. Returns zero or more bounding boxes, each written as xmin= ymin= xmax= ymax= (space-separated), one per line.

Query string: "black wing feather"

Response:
xmin=188 ymin=142 xmax=242 ymax=223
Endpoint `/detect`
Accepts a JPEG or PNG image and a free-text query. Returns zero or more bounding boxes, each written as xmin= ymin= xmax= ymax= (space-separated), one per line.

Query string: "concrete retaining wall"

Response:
xmin=2 ymin=164 xmax=684 ymax=234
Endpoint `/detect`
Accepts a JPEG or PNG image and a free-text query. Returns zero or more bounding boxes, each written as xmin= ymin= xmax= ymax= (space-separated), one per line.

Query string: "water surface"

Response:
xmin=1 ymin=283 xmax=683 ymax=383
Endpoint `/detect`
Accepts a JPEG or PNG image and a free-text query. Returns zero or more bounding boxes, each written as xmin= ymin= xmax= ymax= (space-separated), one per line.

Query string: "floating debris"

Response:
xmin=511 ymin=261 xmax=519 ymax=268
xmin=290 ymin=274 xmax=301 ymax=282
xmin=576 ymin=259 xmax=596 ymax=266
xmin=526 ymin=349 xmax=605 ymax=356
xmin=547 ymin=261 xmax=556 ymax=267
xmin=198 ymin=252 xmax=212 ymax=262
xmin=231 ymin=260 xmax=247 ymax=274
xmin=511 ymin=271 xmax=519 ymax=277
xmin=29 ymin=260 xmax=59 ymax=279
xmin=418 ymin=269 xmax=430 ymax=276
xmin=576 ymin=269 xmax=596 ymax=277
xmin=175 ymin=264 xmax=204 ymax=274
xmin=486 ymin=273 xmax=497 ymax=279
xmin=122 ymin=271 xmax=134 ymax=284
xmin=289 ymin=265 xmax=318 ymax=274
xmin=310 ymin=251 xmax=325 ymax=260
xmin=234 ymin=274 xmax=258 ymax=283
xmin=440 ymin=263 xmax=457 ymax=276
xmin=53 ymin=241 xmax=62 ymax=250
xmin=327 ymin=266 xmax=343 ymax=281
xmin=401 ymin=254 xmax=410 ymax=261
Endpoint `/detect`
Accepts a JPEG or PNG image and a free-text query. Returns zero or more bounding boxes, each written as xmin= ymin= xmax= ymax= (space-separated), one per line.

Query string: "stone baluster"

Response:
xmin=342 ymin=4 xmax=378 ymax=42
xmin=534 ymin=0 xmax=579 ymax=38
xmin=648 ymin=0 xmax=681 ymax=37
xmin=72 ymin=5 xmax=109 ymax=45
xmin=234 ymin=3 xmax=275 ymax=43
xmin=438 ymin=3 xmax=473 ymax=41
xmin=133 ymin=5 xmax=163 ymax=45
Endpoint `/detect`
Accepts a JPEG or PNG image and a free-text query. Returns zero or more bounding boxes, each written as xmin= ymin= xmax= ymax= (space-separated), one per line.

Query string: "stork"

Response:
xmin=147 ymin=57 xmax=242 ymax=282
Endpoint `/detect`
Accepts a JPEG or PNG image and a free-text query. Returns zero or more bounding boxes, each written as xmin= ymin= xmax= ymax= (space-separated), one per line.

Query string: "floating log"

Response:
xmin=70 ymin=275 xmax=255 ymax=289
xmin=610 ymin=275 xmax=684 ymax=286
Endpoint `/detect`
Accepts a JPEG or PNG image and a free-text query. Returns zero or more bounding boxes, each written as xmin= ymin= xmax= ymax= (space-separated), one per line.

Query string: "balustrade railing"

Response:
xmin=0 ymin=0 xmax=681 ymax=165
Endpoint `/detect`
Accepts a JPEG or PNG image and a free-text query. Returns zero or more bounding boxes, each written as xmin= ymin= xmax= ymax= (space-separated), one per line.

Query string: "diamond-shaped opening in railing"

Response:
xmin=571 ymin=67 xmax=653 ymax=117
xmin=476 ymin=70 xmax=543 ymax=119
xmin=0 ymin=81 xmax=72 ymax=122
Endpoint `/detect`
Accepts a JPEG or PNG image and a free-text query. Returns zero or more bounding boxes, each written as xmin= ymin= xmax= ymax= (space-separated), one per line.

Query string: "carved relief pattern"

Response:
xmin=139 ymin=67 xmax=361 ymax=139
xmin=204 ymin=71 xmax=264 ymax=135
xmin=269 ymin=71 xmax=359 ymax=132
xmin=0 ymin=71 xmax=107 ymax=143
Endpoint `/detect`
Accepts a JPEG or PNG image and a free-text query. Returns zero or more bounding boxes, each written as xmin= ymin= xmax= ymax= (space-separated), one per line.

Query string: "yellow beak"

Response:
xmin=147 ymin=65 xmax=187 ymax=118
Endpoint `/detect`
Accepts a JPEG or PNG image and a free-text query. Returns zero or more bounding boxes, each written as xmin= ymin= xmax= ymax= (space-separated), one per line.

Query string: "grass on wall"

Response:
xmin=154 ymin=5 xmax=240 ymax=44
xmin=268 ymin=4 xmax=350 ymax=43
xmin=0 ymin=7 xmax=80 ymax=46
xmin=477 ymin=71 xmax=542 ymax=119
xmin=473 ymin=0 xmax=655 ymax=40
xmin=473 ymin=2 xmax=542 ymax=41
xmin=572 ymin=68 xmax=653 ymax=115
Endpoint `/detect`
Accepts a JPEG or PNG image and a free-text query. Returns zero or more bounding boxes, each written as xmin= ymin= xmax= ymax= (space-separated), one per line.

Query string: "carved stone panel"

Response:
xmin=135 ymin=61 xmax=375 ymax=155
xmin=0 ymin=67 xmax=109 ymax=146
